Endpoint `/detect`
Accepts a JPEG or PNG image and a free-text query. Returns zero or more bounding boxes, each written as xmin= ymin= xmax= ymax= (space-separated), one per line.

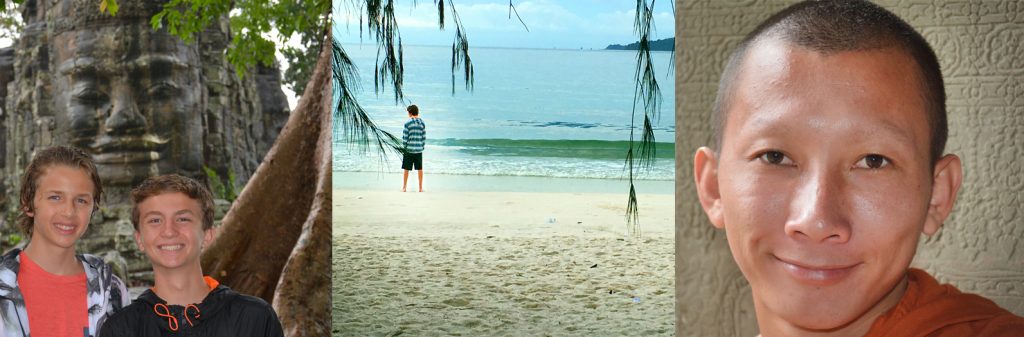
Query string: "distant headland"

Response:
xmin=605 ymin=37 xmax=674 ymax=51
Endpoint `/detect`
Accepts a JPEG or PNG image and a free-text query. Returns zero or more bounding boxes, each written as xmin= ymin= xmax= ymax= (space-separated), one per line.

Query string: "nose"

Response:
xmin=784 ymin=170 xmax=851 ymax=244
xmin=59 ymin=200 xmax=76 ymax=217
xmin=159 ymin=221 xmax=177 ymax=238
xmin=104 ymin=85 xmax=146 ymax=135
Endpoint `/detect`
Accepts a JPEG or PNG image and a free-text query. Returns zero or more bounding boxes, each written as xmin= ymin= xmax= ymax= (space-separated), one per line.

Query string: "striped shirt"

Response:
xmin=402 ymin=118 xmax=426 ymax=153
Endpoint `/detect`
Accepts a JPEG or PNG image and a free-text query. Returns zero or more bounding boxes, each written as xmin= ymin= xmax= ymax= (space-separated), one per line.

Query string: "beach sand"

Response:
xmin=333 ymin=173 xmax=674 ymax=336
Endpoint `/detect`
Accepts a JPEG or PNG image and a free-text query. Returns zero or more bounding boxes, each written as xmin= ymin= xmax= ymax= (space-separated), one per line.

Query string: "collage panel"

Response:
xmin=335 ymin=0 xmax=676 ymax=336
xmin=677 ymin=0 xmax=1024 ymax=336
xmin=1 ymin=0 xmax=332 ymax=335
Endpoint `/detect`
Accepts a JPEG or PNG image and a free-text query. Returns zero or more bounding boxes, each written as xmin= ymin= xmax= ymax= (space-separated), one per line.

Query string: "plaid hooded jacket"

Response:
xmin=0 ymin=248 xmax=130 ymax=337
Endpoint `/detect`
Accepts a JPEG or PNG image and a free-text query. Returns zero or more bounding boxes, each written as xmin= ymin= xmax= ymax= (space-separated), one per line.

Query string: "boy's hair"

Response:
xmin=130 ymin=174 xmax=215 ymax=231
xmin=713 ymin=0 xmax=946 ymax=165
xmin=407 ymin=104 xmax=419 ymax=116
xmin=18 ymin=146 xmax=103 ymax=236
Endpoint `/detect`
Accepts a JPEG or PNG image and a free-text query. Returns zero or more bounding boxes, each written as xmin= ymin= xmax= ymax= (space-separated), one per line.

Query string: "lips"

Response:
xmin=157 ymin=244 xmax=185 ymax=252
xmin=774 ymin=255 xmax=861 ymax=286
xmin=53 ymin=223 xmax=78 ymax=235
xmin=87 ymin=134 xmax=168 ymax=164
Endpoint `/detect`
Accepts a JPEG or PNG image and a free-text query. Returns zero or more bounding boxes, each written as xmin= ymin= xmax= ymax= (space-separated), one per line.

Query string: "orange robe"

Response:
xmin=865 ymin=268 xmax=1024 ymax=337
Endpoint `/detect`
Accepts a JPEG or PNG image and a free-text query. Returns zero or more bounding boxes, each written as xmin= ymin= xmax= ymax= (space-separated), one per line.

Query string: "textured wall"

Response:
xmin=675 ymin=1 xmax=1024 ymax=336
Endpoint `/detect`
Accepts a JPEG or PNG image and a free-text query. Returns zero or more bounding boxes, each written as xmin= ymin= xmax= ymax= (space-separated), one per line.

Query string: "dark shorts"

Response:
xmin=402 ymin=152 xmax=423 ymax=170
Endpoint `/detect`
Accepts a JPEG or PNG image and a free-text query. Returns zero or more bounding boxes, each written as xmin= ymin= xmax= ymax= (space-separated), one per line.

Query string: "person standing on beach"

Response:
xmin=402 ymin=104 xmax=426 ymax=192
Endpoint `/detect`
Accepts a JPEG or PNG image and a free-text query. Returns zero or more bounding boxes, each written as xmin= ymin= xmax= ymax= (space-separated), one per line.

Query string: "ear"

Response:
xmin=923 ymin=154 xmax=962 ymax=236
xmin=23 ymin=206 xmax=33 ymax=218
xmin=201 ymin=227 xmax=215 ymax=249
xmin=134 ymin=230 xmax=144 ymax=252
xmin=694 ymin=147 xmax=726 ymax=229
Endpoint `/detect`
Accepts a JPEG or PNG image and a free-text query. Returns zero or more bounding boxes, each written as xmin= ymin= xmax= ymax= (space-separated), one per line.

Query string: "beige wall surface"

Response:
xmin=675 ymin=1 xmax=1024 ymax=336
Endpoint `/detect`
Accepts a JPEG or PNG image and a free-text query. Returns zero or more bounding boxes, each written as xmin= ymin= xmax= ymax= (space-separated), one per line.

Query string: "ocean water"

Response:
xmin=336 ymin=44 xmax=675 ymax=181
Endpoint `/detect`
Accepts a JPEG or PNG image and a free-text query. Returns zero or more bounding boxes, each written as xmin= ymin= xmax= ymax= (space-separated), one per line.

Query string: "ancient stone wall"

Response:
xmin=675 ymin=1 xmax=1024 ymax=335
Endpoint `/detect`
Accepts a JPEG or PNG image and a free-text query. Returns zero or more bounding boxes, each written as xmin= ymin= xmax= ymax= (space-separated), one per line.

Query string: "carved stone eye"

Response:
xmin=73 ymin=87 xmax=108 ymax=105
xmin=147 ymin=82 xmax=180 ymax=99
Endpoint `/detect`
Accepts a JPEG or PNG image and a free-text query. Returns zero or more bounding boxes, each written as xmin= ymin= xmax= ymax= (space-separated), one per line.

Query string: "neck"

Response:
xmin=23 ymin=241 xmax=82 ymax=275
xmin=152 ymin=263 xmax=210 ymax=306
xmin=757 ymin=277 xmax=908 ymax=337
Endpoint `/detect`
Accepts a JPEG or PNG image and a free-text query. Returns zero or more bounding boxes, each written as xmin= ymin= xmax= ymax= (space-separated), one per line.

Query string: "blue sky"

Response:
xmin=335 ymin=0 xmax=675 ymax=49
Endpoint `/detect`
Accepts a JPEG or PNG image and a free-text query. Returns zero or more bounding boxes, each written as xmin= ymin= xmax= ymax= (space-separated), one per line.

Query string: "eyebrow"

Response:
xmin=142 ymin=209 xmax=195 ymax=219
xmin=130 ymin=55 xmax=188 ymax=72
xmin=41 ymin=190 xmax=93 ymax=199
xmin=57 ymin=57 xmax=98 ymax=75
xmin=58 ymin=55 xmax=188 ymax=75
xmin=743 ymin=110 xmax=916 ymax=145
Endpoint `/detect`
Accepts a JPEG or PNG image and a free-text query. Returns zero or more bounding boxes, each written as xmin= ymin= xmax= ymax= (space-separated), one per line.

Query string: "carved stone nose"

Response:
xmin=105 ymin=88 xmax=146 ymax=135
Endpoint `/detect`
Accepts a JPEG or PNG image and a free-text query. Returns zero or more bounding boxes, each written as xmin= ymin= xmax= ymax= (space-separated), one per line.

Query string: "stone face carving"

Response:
xmin=0 ymin=0 xmax=290 ymax=280
xmin=51 ymin=23 xmax=204 ymax=190
xmin=676 ymin=1 xmax=1024 ymax=335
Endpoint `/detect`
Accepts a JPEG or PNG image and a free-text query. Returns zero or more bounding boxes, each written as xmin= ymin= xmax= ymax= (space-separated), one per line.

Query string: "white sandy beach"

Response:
xmin=333 ymin=174 xmax=674 ymax=336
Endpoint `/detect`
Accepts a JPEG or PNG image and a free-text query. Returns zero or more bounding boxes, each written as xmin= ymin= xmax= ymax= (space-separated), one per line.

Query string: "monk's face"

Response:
xmin=694 ymin=39 xmax=961 ymax=333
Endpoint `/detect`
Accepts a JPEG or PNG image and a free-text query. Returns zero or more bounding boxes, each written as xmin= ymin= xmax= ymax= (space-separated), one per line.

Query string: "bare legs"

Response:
xmin=402 ymin=169 xmax=424 ymax=192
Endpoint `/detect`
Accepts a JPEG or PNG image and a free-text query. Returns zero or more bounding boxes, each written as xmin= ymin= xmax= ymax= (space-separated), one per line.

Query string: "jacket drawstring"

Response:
xmin=153 ymin=303 xmax=202 ymax=331
xmin=153 ymin=303 xmax=179 ymax=332
xmin=184 ymin=304 xmax=201 ymax=327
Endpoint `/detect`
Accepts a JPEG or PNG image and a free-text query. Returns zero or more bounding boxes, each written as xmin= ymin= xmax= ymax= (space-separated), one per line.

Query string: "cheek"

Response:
xmin=848 ymin=175 xmax=930 ymax=234
xmin=719 ymin=169 xmax=793 ymax=261
xmin=721 ymin=169 xmax=792 ymax=232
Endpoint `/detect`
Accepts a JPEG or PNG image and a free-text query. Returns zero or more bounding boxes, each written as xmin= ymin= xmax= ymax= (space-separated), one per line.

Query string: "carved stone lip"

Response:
xmin=90 ymin=134 xmax=168 ymax=164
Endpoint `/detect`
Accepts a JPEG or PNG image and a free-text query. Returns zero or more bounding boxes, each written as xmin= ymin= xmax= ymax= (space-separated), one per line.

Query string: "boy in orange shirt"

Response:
xmin=0 ymin=145 xmax=130 ymax=336
xmin=692 ymin=1 xmax=1024 ymax=336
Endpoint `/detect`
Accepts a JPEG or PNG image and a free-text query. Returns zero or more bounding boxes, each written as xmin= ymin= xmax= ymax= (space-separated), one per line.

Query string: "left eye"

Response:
xmin=855 ymin=154 xmax=890 ymax=169
xmin=147 ymin=82 xmax=179 ymax=98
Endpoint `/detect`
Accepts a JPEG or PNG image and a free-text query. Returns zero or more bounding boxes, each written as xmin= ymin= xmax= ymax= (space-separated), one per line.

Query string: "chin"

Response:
xmin=766 ymin=291 xmax=866 ymax=332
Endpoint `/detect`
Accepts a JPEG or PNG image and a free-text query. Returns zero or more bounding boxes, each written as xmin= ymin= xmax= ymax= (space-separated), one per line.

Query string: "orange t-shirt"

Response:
xmin=17 ymin=252 xmax=88 ymax=337
xmin=864 ymin=268 xmax=1024 ymax=337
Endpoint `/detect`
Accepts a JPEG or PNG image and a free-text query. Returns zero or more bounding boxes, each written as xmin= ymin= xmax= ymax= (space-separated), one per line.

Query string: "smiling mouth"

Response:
xmin=774 ymin=255 xmax=861 ymax=286
xmin=157 ymin=244 xmax=184 ymax=251
xmin=54 ymin=223 xmax=77 ymax=234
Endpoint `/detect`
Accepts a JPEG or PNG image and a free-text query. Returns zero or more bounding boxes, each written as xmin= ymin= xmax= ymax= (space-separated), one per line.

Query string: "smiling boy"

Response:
xmin=0 ymin=146 xmax=130 ymax=337
xmin=99 ymin=174 xmax=283 ymax=336
xmin=692 ymin=1 xmax=1024 ymax=336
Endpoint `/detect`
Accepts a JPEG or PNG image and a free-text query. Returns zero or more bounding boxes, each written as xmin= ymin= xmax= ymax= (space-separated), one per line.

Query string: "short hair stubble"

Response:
xmin=712 ymin=0 xmax=947 ymax=165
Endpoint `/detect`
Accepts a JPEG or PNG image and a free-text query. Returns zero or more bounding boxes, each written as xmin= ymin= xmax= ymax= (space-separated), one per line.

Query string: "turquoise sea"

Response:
xmin=335 ymin=44 xmax=675 ymax=181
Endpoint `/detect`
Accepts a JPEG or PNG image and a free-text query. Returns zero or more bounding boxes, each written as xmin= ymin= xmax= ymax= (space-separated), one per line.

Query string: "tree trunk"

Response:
xmin=271 ymin=38 xmax=332 ymax=336
xmin=199 ymin=33 xmax=327 ymax=308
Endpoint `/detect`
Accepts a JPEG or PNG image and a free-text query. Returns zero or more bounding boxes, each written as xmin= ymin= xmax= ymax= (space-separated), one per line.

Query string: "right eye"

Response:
xmin=73 ymin=88 xmax=108 ymax=105
xmin=757 ymin=150 xmax=794 ymax=166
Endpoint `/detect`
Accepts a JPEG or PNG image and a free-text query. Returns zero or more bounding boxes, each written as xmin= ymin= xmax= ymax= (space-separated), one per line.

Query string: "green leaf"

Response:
xmin=100 ymin=0 xmax=119 ymax=16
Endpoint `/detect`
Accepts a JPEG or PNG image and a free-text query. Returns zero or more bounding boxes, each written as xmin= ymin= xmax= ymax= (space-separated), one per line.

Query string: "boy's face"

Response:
xmin=134 ymin=192 xmax=213 ymax=272
xmin=694 ymin=39 xmax=961 ymax=331
xmin=26 ymin=165 xmax=95 ymax=250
